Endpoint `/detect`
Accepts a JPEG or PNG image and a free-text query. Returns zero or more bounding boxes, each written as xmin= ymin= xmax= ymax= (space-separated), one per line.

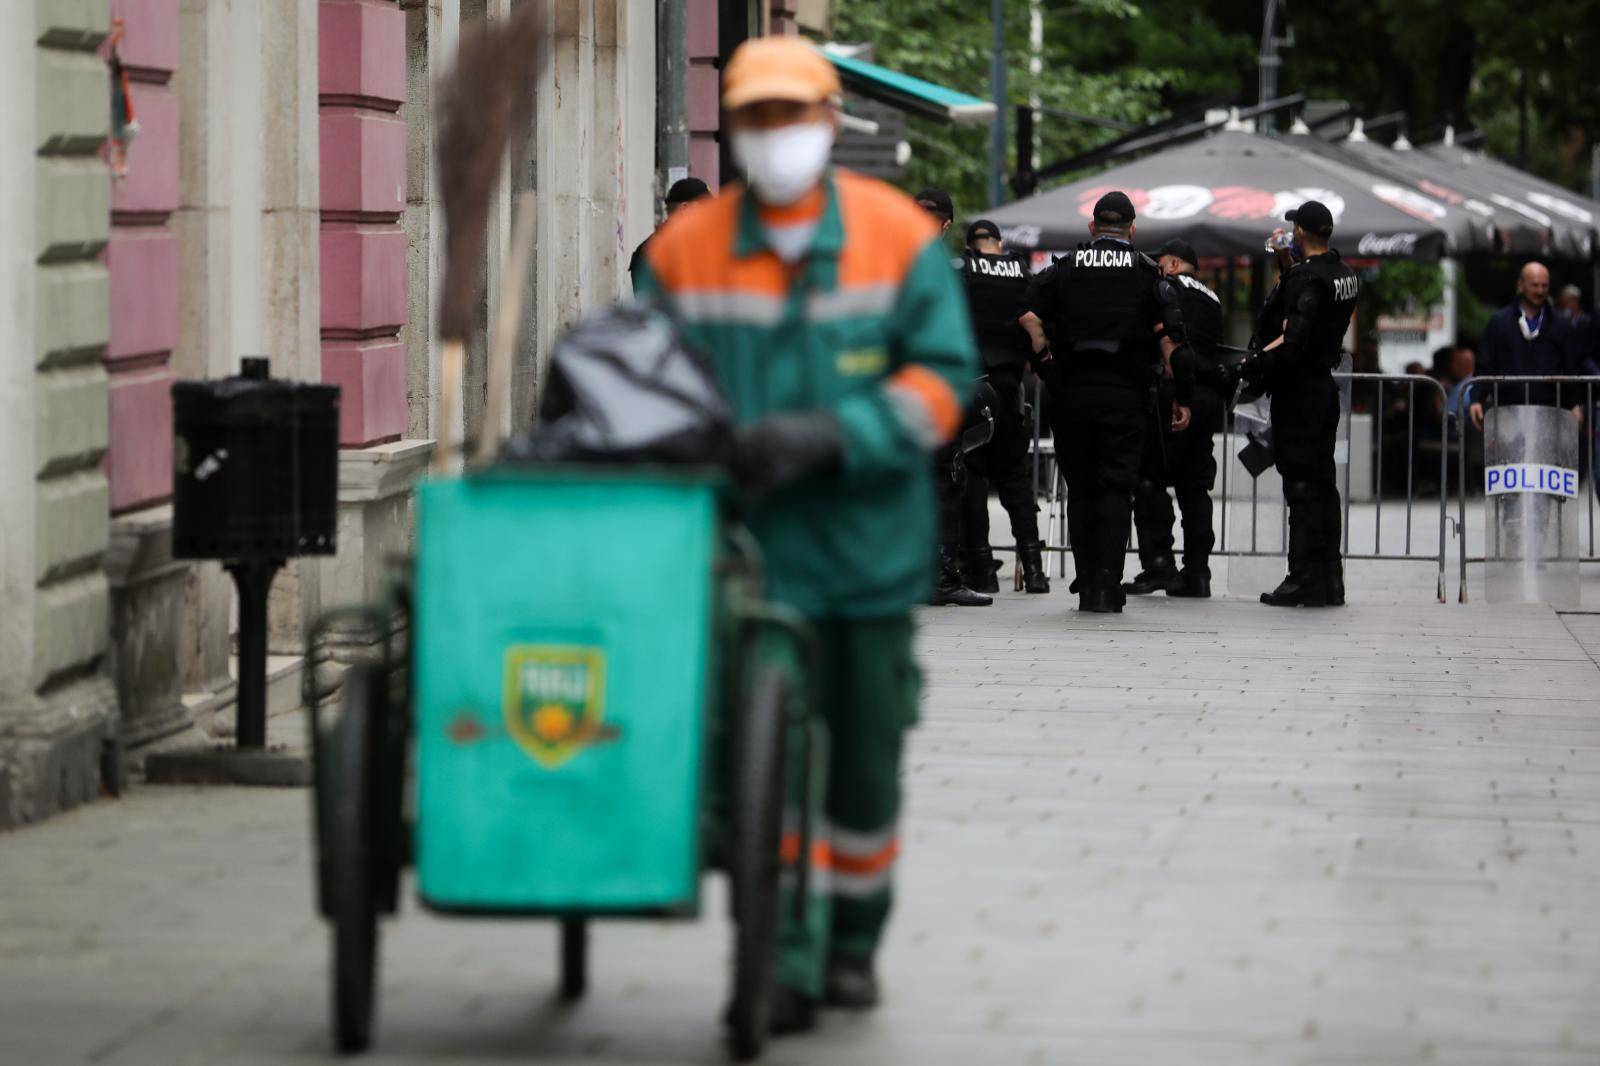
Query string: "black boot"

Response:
xmin=824 ymin=953 xmax=881 ymax=1009
xmin=1324 ymin=560 xmax=1346 ymax=606
xmin=963 ymin=549 xmax=1000 ymax=594
xmin=1122 ymin=555 xmax=1178 ymax=595
xmin=1018 ymin=541 xmax=1050 ymax=594
xmin=930 ymin=549 xmax=992 ymax=607
xmin=1260 ymin=572 xmax=1328 ymax=607
xmin=768 ymin=985 xmax=818 ymax=1035
xmin=1166 ymin=568 xmax=1211 ymax=598
xmin=1082 ymin=570 xmax=1122 ymax=613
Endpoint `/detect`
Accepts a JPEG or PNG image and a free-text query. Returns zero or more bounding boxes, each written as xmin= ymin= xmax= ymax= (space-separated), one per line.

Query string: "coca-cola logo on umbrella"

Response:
xmin=1357 ymin=232 xmax=1420 ymax=256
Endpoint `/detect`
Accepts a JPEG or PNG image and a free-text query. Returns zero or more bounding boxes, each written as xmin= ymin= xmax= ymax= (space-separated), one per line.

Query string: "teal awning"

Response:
xmin=821 ymin=48 xmax=996 ymax=127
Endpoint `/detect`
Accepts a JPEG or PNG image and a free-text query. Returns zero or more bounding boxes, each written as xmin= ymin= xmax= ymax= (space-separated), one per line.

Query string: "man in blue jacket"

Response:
xmin=1468 ymin=262 xmax=1586 ymax=429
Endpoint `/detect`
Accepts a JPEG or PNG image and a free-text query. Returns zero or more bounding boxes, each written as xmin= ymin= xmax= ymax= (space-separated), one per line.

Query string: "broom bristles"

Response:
xmin=436 ymin=3 xmax=545 ymax=342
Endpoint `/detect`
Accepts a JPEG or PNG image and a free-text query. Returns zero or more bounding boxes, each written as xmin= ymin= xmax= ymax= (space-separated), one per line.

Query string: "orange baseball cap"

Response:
xmin=722 ymin=37 xmax=842 ymax=110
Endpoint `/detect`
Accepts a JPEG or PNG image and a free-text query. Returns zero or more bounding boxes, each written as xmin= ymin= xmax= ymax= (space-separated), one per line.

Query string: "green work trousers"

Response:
xmin=775 ymin=614 xmax=921 ymax=998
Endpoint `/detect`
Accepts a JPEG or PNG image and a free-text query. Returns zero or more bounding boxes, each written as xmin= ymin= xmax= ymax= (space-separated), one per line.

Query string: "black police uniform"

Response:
xmin=1028 ymin=235 xmax=1194 ymax=612
xmin=1248 ymin=249 xmax=1359 ymax=606
xmin=958 ymin=247 xmax=1048 ymax=592
xmin=1129 ymin=270 xmax=1226 ymax=594
xmin=931 ymin=380 xmax=997 ymax=606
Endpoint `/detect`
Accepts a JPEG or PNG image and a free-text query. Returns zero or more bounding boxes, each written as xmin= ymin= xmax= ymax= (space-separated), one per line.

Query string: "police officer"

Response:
xmin=1125 ymin=238 xmax=1226 ymax=598
xmin=958 ymin=218 xmax=1049 ymax=594
xmin=1238 ymin=200 xmax=1359 ymax=607
xmin=915 ymin=189 xmax=992 ymax=607
xmin=628 ymin=177 xmax=710 ymax=292
xmin=1021 ymin=190 xmax=1194 ymax=613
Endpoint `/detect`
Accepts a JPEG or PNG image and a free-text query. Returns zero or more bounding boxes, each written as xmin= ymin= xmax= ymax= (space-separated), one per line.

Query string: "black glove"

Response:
xmin=1237 ymin=348 xmax=1275 ymax=388
xmin=732 ymin=411 xmax=843 ymax=494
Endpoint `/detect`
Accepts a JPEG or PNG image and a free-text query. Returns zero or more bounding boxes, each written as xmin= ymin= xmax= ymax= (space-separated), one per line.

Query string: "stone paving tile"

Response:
xmin=3 ymin=574 xmax=1600 ymax=1065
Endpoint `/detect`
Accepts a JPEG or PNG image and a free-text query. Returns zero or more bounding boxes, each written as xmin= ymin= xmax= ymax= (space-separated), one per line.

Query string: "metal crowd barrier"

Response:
xmin=1220 ymin=372 xmax=1452 ymax=602
xmin=1452 ymin=374 xmax=1600 ymax=603
xmin=1013 ymin=371 xmax=1455 ymax=600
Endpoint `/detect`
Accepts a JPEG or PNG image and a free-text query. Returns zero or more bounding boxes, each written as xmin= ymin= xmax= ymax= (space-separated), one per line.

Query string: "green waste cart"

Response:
xmin=307 ymin=467 xmax=814 ymax=1060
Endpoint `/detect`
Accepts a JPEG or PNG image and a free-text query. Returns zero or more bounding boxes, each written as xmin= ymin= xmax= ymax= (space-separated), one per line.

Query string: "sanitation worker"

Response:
xmin=634 ymin=36 xmax=977 ymax=1035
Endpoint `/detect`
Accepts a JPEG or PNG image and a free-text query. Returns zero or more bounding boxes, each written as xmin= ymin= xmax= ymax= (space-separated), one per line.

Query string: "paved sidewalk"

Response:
xmin=3 ymin=583 xmax=1599 ymax=1065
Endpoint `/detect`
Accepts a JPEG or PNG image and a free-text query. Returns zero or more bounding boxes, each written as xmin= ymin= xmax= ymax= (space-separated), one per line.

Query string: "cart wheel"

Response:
xmin=330 ymin=663 xmax=381 ymax=1054
xmin=726 ymin=667 xmax=789 ymax=1061
xmin=559 ymin=918 xmax=588 ymax=1001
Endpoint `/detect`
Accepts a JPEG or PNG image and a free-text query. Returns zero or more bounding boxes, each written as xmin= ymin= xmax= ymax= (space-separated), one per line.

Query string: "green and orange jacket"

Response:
xmin=635 ymin=169 xmax=978 ymax=618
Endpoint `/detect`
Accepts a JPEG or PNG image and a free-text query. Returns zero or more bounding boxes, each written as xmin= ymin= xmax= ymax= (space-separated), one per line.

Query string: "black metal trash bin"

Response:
xmin=169 ymin=358 xmax=340 ymax=753
xmin=173 ymin=358 xmax=339 ymax=561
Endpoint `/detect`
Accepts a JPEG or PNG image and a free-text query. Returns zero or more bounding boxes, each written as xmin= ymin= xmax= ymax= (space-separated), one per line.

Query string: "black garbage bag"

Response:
xmin=503 ymin=302 xmax=733 ymax=465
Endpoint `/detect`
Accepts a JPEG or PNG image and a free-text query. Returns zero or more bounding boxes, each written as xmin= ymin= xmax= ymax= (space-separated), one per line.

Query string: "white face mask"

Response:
xmin=731 ymin=121 xmax=834 ymax=206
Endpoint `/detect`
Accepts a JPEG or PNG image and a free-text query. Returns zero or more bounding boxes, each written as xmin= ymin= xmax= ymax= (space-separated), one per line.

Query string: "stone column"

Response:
xmin=532 ymin=0 xmax=653 ymax=379
xmin=170 ymin=0 xmax=242 ymax=712
xmin=621 ymin=0 xmax=656 ymax=288
xmin=401 ymin=0 xmax=459 ymax=441
xmin=533 ymin=0 xmax=596 ymax=378
xmin=459 ymin=0 xmax=510 ymax=449
xmin=0 ymin=1 xmax=120 ymax=826
xmin=259 ymin=0 xmax=327 ymax=651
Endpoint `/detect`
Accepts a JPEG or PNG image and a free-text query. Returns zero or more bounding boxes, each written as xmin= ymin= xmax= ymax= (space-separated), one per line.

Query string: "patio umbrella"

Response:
xmin=1286 ymin=133 xmax=1521 ymax=254
xmin=988 ymin=129 xmax=1458 ymax=259
xmin=1414 ymin=142 xmax=1598 ymax=260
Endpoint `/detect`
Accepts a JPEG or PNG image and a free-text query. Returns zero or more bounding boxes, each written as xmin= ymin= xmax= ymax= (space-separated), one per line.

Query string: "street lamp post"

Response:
xmin=1258 ymin=0 xmax=1280 ymax=135
xmin=990 ymin=0 xmax=1007 ymax=208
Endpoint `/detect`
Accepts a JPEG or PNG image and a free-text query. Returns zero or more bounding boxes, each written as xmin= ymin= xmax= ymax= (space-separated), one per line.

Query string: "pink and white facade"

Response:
xmin=3 ymin=0 xmax=835 ymax=825
xmin=2 ymin=0 xmax=663 ymax=824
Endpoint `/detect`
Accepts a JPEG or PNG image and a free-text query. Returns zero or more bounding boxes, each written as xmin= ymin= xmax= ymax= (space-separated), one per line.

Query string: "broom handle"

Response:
xmin=476 ymin=191 xmax=538 ymax=464
xmin=435 ymin=338 xmax=463 ymax=476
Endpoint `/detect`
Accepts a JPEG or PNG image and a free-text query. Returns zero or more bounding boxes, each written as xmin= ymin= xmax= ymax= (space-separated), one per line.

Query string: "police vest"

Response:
xmin=1052 ymin=239 xmax=1164 ymax=379
xmin=1172 ymin=273 xmax=1223 ymax=366
xmin=961 ymin=251 xmax=1032 ymax=368
xmin=1283 ymin=251 xmax=1359 ymax=371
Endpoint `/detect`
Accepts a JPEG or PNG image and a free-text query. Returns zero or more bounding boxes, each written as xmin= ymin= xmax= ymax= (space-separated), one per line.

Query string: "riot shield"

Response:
xmin=1483 ymin=404 xmax=1581 ymax=606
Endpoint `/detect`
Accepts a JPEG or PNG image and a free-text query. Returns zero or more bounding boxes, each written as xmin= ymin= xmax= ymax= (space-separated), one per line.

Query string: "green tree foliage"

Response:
xmin=833 ymin=0 xmax=1599 ymax=206
xmin=1354 ymin=261 xmax=1447 ymax=351
xmin=832 ymin=0 xmax=1181 ymax=221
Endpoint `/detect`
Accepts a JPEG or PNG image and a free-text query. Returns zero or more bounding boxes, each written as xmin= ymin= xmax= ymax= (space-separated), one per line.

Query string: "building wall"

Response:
xmin=320 ymin=0 xmax=408 ymax=448
xmin=0 ymin=0 xmax=120 ymax=827
xmin=532 ymin=1 xmax=656 ymax=384
xmin=104 ymin=0 xmax=180 ymax=515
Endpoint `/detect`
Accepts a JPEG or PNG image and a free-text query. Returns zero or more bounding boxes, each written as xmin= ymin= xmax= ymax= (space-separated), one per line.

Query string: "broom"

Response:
xmin=434 ymin=3 xmax=545 ymax=474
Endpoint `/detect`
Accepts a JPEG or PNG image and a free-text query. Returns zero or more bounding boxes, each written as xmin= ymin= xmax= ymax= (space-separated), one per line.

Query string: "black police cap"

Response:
xmin=666 ymin=177 xmax=710 ymax=205
xmin=1285 ymin=199 xmax=1334 ymax=236
xmin=966 ymin=218 xmax=1002 ymax=245
xmin=1156 ymin=237 xmax=1198 ymax=268
xmin=1092 ymin=190 xmax=1136 ymax=225
xmin=915 ymin=187 xmax=954 ymax=221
